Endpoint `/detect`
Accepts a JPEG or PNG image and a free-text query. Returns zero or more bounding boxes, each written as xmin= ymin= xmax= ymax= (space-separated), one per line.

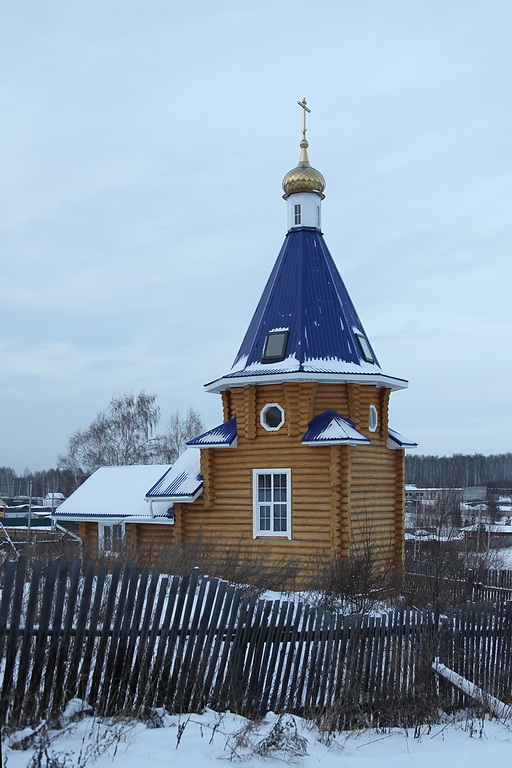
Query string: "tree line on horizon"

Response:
xmin=406 ymin=452 xmax=512 ymax=489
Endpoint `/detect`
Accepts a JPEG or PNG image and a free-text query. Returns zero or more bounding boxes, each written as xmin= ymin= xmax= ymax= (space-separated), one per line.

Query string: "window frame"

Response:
xmin=260 ymin=402 xmax=285 ymax=432
xmin=262 ymin=329 xmax=290 ymax=364
xmin=253 ymin=468 xmax=292 ymax=539
xmin=98 ymin=520 xmax=125 ymax=555
xmin=354 ymin=332 xmax=375 ymax=363
xmin=294 ymin=204 xmax=302 ymax=226
xmin=369 ymin=404 xmax=379 ymax=433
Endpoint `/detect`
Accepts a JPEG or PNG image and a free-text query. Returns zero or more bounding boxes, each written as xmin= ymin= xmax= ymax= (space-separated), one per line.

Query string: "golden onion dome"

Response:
xmin=282 ymin=138 xmax=326 ymax=200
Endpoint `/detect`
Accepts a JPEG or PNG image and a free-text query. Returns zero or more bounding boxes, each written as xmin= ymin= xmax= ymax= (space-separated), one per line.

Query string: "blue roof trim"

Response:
xmin=227 ymin=227 xmax=382 ymax=375
xmin=302 ymin=410 xmax=370 ymax=446
xmin=146 ymin=448 xmax=204 ymax=501
xmin=387 ymin=428 xmax=418 ymax=449
xmin=186 ymin=417 xmax=237 ymax=447
xmin=53 ymin=510 xmax=173 ymax=520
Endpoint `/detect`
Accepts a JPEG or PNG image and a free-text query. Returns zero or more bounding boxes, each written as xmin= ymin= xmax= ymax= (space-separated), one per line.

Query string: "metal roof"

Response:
xmin=146 ymin=448 xmax=203 ymax=502
xmin=387 ymin=428 xmax=418 ymax=449
xmin=186 ymin=417 xmax=237 ymax=448
xmin=206 ymin=227 xmax=407 ymax=393
xmin=51 ymin=465 xmax=173 ymax=521
xmin=301 ymin=410 xmax=370 ymax=446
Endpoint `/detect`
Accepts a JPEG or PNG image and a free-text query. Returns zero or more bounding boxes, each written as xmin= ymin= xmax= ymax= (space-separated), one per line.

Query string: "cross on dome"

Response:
xmin=297 ymin=97 xmax=311 ymax=143
xmin=282 ymin=97 xmax=326 ymax=200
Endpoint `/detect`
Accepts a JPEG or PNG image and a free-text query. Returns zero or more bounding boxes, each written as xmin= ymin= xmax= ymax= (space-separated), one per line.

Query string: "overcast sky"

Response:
xmin=2 ymin=0 xmax=512 ymax=473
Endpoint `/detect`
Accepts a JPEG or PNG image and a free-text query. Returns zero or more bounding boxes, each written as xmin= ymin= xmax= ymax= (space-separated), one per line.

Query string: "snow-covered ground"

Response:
xmin=5 ymin=709 xmax=512 ymax=768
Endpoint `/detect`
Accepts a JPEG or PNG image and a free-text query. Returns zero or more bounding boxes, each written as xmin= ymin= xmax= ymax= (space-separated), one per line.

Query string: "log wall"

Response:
xmin=181 ymin=382 xmax=403 ymax=584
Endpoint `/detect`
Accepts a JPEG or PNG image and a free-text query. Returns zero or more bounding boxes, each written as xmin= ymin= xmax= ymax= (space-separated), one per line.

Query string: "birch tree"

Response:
xmin=59 ymin=391 xmax=161 ymax=479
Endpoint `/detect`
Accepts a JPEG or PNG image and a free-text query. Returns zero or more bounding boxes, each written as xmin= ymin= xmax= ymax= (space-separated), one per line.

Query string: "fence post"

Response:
xmin=438 ymin=616 xmax=450 ymax=665
xmin=467 ymin=569 xmax=474 ymax=601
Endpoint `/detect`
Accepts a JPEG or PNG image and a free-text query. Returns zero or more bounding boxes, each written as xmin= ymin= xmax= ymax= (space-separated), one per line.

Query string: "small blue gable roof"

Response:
xmin=206 ymin=227 xmax=407 ymax=393
xmin=146 ymin=448 xmax=203 ymax=502
xmin=387 ymin=428 xmax=418 ymax=449
xmin=186 ymin=417 xmax=237 ymax=448
xmin=302 ymin=410 xmax=370 ymax=446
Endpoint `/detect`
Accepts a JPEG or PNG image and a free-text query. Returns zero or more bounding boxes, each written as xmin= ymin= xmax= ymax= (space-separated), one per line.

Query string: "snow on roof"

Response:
xmin=387 ymin=428 xmax=418 ymax=449
xmin=52 ymin=464 xmax=173 ymax=521
xmin=463 ymin=524 xmax=512 ymax=534
xmin=301 ymin=410 xmax=370 ymax=446
xmin=146 ymin=448 xmax=203 ymax=502
xmin=186 ymin=417 xmax=237 ymax=448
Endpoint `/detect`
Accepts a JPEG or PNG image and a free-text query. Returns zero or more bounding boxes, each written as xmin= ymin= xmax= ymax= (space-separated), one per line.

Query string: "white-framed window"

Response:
xmin=98 ymin=521 xmax=124 ymax=555
xmin=294 ymin=204 xmax=302 ymax=225
xmin=369 ymin=404 xmax=379 ymax=433
xmin=260 ymin=402 xmax=285 ymax=431
xmin=253 ymin=469 xmax=291 ymax=539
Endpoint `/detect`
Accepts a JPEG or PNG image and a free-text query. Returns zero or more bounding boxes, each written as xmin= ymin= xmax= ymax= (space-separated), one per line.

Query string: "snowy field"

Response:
xmin=5 ymin=709 xmax=512 ymax=768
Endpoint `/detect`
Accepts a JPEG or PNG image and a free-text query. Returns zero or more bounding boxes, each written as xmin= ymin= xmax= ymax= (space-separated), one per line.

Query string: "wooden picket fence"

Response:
xmin=0 ymin=558 xmax=511 ymax=729
xmin=405 ymin=567 xmax=512 ymax=605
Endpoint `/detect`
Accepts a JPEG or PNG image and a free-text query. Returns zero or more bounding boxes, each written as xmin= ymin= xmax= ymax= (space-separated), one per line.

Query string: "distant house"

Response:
xmin=405 ymin=487 xmax=462 ymax=507
xmin=462 ymin=486 xmax=488 ymax=502
xmin=43 ymin=492 xmax=65 ymax=508
xmin=463 ymin=523 xmax=512 ymax=547
xmin=53 ymin=105 xmax=416 ymax=585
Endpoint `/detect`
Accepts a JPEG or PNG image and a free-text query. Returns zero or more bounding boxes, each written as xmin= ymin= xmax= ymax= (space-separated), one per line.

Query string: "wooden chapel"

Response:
xmin=57 ymin=100 xmax=416 ymax=585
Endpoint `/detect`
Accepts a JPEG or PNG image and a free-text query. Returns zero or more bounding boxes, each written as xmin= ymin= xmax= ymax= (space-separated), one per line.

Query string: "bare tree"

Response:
xmin=59 ymin=394 xmax=204 ymax=489
xmin=59 ymin=391 xmax=161 ymax=480
xmin=154 ymin=407 xmax=204 ymax=464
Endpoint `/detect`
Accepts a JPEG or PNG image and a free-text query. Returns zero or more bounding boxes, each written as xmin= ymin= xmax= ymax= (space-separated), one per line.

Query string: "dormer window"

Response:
xmin=262 ymin=329 xmax=289 ymax=364
xmin=355 ymin=332 xmax=374 ymax=363
xmin=294 ymin=204 xmax=302 ymax=226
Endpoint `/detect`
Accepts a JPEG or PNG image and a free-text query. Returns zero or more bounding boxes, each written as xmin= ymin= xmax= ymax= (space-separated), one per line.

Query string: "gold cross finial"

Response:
xmin=297 ymin=97 xmax=311 ymax=142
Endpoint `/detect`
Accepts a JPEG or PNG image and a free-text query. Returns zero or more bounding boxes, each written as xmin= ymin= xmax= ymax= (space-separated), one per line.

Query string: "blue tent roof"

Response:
xmin=206 ymin=227 xmax=407 ymax=393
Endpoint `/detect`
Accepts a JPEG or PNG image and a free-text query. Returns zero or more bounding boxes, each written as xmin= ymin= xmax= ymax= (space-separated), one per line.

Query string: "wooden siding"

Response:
xmin=79 ymin=521 xmax=98 ymax=561
xmin=223 ymin=381 xmax=390 ymax=440
xmin=126 ymin=522 xmax=179 ymax=565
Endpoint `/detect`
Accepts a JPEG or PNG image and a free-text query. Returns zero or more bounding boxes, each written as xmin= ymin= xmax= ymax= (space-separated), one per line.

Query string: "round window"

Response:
xmin=369 ymin=404 xmax=378 ymax=433
xmin=260 ymin=403 xmax=285 ymax=431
